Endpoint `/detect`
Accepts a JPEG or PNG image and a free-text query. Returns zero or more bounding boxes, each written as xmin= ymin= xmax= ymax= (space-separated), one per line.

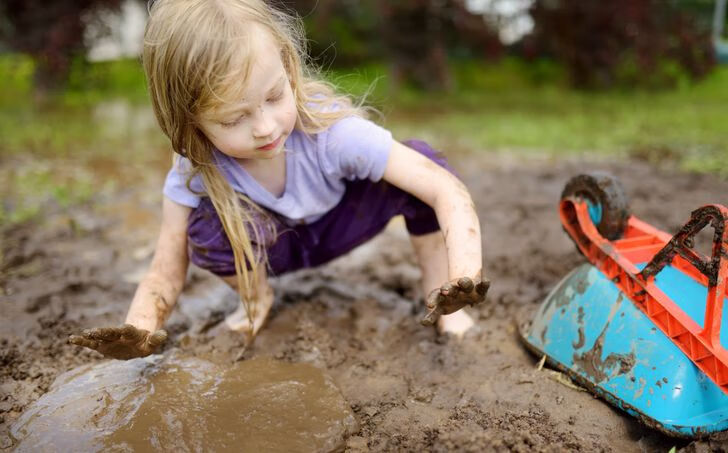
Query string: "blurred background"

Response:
xmin=0 ymin=0 xmax=726 ymax=227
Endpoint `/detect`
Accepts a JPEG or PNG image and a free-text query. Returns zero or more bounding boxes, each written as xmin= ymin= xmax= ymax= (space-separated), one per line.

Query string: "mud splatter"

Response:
xmin=573 ymin=306 xmax=586 ymax=349
xmin=572 ymin=294 xmax=636 ymax=383
xmin=634 ymin=377 xmax=647 ymax=399
xmin=572 ymin=327 xmax=585 ymax=350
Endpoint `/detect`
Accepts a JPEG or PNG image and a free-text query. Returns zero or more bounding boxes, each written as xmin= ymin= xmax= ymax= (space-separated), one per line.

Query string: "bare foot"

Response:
xmin=421 ymin=276 xmax=490 ymax=326
xmin=68 ymin=324 xmax=167 ymax=360
xmin=437 ymin=309 xmax=475 ymax=338
xmin=219 ymin=297 xmax=274 ymax=339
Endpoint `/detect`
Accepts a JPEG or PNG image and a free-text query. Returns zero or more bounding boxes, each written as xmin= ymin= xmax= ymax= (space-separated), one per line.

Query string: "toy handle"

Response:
xmin=640 ymin=205 xmax=727 ymax=287
xmin=638 ymin=205 xmax=728 ymax=348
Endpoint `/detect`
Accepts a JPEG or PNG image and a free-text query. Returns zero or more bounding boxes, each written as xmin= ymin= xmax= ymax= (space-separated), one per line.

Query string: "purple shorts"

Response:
xmin=187 ymin=139 xmax=454 ymax=277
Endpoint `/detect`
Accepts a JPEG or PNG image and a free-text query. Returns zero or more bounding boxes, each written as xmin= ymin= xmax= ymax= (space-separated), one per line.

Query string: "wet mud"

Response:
xmin=2 ymin=152 xmax=728 ymax=451
xmin=11 ymin=355 xmax=355 ymax=452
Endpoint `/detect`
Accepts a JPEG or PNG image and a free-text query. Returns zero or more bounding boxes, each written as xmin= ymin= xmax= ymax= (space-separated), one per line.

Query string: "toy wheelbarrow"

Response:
xmin=520 ymin=172 xmax=728 ymax=438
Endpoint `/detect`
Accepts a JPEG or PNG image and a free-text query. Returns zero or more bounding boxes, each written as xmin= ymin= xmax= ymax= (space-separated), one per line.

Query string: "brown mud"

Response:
xmin=11 ymin=354 xmax=356 ymax=452
xmin=2 ymin=152 xmax=728 ymax=452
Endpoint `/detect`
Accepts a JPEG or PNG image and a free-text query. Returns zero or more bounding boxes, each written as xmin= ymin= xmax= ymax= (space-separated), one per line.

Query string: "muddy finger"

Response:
xmin=69 ymin=336 xmax=98 ymax=349
xmin=120 ymin=324 xmax=144 ymax=341
xmin=475 ymin=279 xmax=491 ymax=296
xmin=94 ymin=327 xmax=123 ymax=342
xmin=82 ymin=328 xmax=111 ymax=341
xmin=441 ymin=282 xmax=459 ymax=298
xmin=68 ymin=334 xmax=84 ymax=345
xmin=425 ymin=289 xmax=442 ymax=309
xmin=147 ymin=330 xmax=168 ymax=347
xmin=421 ymin=306 xmax=443 ymax=326
xmin=457 ymin=277 xmax=474 ymax=292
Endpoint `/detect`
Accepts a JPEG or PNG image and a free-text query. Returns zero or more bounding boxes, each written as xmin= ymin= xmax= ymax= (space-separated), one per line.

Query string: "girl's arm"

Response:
xmin=382 ymin=141 xmax=489 ymax=322
xmin=382 ymin=141 xmax=482 ymax=279
xmin=68 ymin=197 xmax=191 ymax=359
xmin=125 ymin=196 xmax=191 ymax=331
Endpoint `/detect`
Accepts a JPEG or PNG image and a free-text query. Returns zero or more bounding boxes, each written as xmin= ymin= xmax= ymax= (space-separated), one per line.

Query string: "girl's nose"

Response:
xmin=252 ymin=107 xmax=275 ymax=138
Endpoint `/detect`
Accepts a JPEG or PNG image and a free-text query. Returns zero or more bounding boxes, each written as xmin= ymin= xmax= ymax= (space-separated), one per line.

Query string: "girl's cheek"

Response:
xmin=224 ymin=131 xmax=248 ymax=154
xmin=286 ymin=104 xmax=298 ymax=130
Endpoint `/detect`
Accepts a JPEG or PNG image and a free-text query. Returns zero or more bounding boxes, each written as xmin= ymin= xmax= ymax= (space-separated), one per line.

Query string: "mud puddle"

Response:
xmin=11 ymin=354 xmax=355 ymax=452
xmin=3 ymin=152 xmax=728 ymax=451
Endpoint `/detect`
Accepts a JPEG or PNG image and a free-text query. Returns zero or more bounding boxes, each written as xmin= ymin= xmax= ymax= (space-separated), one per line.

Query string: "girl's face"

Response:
xmin=198 ymin=32 xmax=298 ymax=162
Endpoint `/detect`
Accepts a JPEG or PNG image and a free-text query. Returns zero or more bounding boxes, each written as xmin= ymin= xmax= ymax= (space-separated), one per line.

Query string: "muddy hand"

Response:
xmin=421 ymin=277 xmax=490 ymax=326
xmin=68 ymin=324 xmax=167 ymax=360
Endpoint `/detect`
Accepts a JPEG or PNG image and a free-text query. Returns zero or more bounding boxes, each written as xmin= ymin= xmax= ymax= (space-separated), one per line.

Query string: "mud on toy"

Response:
xmin=521 ymin=172 xmax=728 ymax=438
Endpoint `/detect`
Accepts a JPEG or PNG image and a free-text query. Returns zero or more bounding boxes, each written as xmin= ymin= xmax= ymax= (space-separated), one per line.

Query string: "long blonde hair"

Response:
xmin=142 ymin=0 xmax=372 ymax=333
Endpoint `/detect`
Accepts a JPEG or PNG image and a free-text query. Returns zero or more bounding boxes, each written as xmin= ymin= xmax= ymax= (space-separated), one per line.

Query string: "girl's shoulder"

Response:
xmin=289 ymin=115 xmax=382 ymax=153
xmin=322 ymin=116 xmax=393 ymax=152
xmin=295 ymin=116 xmax=393 ymax=181
xmin=163 ymin=155 xmax=204 ymax=208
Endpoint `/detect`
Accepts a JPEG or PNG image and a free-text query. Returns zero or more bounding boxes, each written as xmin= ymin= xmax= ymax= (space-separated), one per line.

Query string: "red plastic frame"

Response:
xmin=559 ymin=200 xmax=728 ymax=394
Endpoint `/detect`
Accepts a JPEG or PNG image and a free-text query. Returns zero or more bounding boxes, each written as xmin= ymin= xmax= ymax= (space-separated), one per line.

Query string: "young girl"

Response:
xmin=69 ymin=0 xmax=489 ymax=360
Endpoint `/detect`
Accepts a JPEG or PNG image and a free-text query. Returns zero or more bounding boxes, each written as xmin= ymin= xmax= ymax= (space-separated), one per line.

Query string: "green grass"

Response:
xmin=0 ymin=162 xmax=99 ymax=225
xmin=1 ymin=54 xmax=727 ymax=227
xmin=327 ymin=59 xmax=728 ymax=175
xmin=0 ymin=55 xmax=168 ymax=226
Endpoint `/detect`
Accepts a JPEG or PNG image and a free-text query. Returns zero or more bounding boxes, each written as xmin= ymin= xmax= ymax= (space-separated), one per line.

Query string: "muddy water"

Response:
xmin=10 ymin=355 xmax=356 ymax=452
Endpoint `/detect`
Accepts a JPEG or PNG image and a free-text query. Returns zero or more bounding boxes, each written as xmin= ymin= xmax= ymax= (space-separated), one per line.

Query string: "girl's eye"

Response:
xmin=221 ymin=115 xmax=245 ymax=128
xmin=267 ymin=91 xmax=283 ymax=103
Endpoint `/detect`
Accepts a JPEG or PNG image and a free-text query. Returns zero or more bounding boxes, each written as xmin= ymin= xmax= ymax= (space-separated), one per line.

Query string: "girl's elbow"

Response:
xmin=438 ymin=178 xmax=473 ymax=206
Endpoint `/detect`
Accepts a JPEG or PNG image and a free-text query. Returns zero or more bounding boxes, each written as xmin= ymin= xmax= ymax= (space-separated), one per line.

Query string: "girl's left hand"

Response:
xmin=421 ymin=277 xmax=490 ymax=326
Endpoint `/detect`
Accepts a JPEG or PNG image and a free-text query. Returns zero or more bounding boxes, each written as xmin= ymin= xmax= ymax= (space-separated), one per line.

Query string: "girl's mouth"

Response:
xmin=257 ymin=136 xmax=281 ymax=151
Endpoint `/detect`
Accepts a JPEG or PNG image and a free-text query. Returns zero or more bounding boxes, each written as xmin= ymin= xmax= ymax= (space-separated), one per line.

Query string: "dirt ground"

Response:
xmin=2 ymin=151 xmax=728 ymax=452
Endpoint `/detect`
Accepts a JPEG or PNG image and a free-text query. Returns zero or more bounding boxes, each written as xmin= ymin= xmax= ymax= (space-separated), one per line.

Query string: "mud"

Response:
xmin=2 ymin=152 xmax=728 ymax=451
xmin=11 ymin=354 xmax=355 ymax=452
xmin=572 ymin=294 xmax=633 ymax=384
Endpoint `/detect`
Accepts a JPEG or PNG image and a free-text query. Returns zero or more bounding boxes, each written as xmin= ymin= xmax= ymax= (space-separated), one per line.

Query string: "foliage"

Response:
xmin=280 ymin=0 xmax=502 ymax=91
xmin=0 ymin=55 xmax=149 ymax=109
xmin=0 ymin=55 xmax=165 ymax=228
xmin=0 ymin=54 xmax=35 ymax=105
xmin=0 ymin=0 xmax=126 ymax=90
xmin=0 ymin=163 xmax=98 ymax=226
xmin=526 ymin=0 xmax=716 ymax=89
xmin=2 ymin=55 xmax=727 ymax=228
xmin=327 ymin=58 xmax=728 ymax=178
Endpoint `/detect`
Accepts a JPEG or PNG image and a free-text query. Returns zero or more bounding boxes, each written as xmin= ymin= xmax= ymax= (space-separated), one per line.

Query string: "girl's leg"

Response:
xmin=409 ymin=230 xmax=475 ymax=337
xmin=218 ymin=265 xmax=275 ymax=338
xmin=187 ymin=197 xmax=279 ymax=338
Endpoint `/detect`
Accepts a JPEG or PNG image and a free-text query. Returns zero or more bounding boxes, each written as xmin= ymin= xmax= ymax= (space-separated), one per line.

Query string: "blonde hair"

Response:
xmin=142 ymin=0 xmax=372 ymax=334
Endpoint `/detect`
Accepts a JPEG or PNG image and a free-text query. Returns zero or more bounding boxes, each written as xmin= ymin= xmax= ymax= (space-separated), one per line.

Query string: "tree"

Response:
xmin=0 ymin=0 xmax=126 ymax=91
xmin=526 ymin=0 xmax=715 ymax=89
xmin=279 ymin=0 xmax=502 ymax=91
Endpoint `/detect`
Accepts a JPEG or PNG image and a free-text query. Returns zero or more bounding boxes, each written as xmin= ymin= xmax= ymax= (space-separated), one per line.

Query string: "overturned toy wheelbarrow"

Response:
xmin=521 ymin=172 xmax=728 ymax=438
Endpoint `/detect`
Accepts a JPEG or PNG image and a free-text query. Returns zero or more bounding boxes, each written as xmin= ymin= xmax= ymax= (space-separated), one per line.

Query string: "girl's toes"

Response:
xmin=223 ymin=305 xmax=253 ymax=332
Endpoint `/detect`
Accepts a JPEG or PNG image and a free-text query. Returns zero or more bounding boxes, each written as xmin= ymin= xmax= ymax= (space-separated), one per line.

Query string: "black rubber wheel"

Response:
xmin=561 ymin=172 xmax=630 ymax=240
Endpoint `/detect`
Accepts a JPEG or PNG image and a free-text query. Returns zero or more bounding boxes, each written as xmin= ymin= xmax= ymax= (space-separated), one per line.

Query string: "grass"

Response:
xmin=0 ymin=55 xmax=168 ymax=226
xmin=328 ymin=59 xmax=728 ymax=175
xmin=1 ymin=54 xmax=727 ymax=227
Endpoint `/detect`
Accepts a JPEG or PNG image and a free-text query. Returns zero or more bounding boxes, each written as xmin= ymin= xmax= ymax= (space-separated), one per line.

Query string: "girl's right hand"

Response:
xmin=421 ymin=276 xmax=490 ymax=326
xmin=68 ymin=324 xmax=167 ymax=360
